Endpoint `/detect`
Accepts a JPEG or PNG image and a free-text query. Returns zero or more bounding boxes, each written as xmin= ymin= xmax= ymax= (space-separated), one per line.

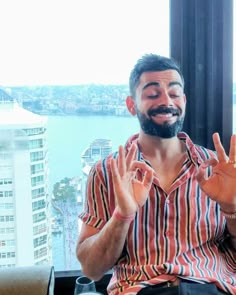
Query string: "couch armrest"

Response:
xmin=0 ymin=265 xmax=54 ymax=295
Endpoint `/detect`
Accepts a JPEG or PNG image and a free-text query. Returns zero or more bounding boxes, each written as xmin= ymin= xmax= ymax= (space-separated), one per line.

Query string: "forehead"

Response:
xmin=137 ymin=70 xmax=183 ymax=90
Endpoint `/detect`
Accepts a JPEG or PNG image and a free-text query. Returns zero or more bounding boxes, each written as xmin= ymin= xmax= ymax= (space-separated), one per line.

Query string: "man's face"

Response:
xmin=132 ymin=70 xmax=186 ymax=138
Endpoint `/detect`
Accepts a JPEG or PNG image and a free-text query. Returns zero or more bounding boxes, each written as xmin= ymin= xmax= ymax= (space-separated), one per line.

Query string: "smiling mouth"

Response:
xmin=152 ymin=113 xmax=176 ymax=119
xmin=148 ymin=107 xmax=180 ymax=118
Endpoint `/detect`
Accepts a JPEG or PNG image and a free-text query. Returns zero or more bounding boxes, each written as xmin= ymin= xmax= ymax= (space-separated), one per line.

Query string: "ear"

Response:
xmin=126 ymin=96 xmax=136 ymax=116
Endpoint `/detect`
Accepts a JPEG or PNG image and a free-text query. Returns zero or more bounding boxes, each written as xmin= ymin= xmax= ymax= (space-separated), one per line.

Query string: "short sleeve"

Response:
xmin=78 ymin=158 xmax=113 ymax=230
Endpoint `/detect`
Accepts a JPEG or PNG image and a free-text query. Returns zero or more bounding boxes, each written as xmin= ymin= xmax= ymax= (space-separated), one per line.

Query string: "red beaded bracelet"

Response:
xmin=113 ymin=208 xmax=135 ymax=223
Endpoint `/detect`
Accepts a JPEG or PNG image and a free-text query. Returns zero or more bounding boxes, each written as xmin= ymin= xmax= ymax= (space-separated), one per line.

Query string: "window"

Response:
xmin=31 ymin=175 xmax=44 ymax=187
xmin=30 ymin=151 xmax=44 ymax=162
xmin=33 ymin=212 xmax=46 ymax=223
xmin=33 ymin=224 xmax=47 ymax=235
xmin=0 ymin=228 xmax=14 ymax=234
xmin=32 ymin=200 xmax=46 ymax=211
xmin=0 ymin=240 xmax=15 ymax=247
xmin=34 ymin=247 xmax=47 ymax=260
xmin=0 ymin=203 xmax=14 ymax=210
xmin=29 ymin=139 xmax=44 ymax=149
xmin=0 ymin=179 xmax=12 ymax=186
xmin=0 ymin=191 xmax=13 ymax=198
xmin=0 ymin=153 xmax=12 ymax=160
xmin=31 ymin=163 xmax=44 ymax=175
xmin=33 ymin=235 xmax=47 ymax=248
xmin=32 ymin=188 xmax=45 ymax=199
xmin=0 ymin=0 xmax=169 ymax=271
xmin=0 ymin=216 xmax=14 ymax=222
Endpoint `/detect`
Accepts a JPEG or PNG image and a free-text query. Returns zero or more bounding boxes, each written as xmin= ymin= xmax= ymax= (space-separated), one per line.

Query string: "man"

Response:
xmin=76 ymin=54 xmax=236 ymax=294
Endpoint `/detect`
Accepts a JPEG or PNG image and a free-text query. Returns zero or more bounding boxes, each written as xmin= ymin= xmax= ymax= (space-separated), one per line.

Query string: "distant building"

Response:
xmin=80 ymin=138 xmax=112 ymax=204
xmin=81 ymin=138 xmax=112 ymax=176
xmin=0 ymin=89 xmax=51 ymax=268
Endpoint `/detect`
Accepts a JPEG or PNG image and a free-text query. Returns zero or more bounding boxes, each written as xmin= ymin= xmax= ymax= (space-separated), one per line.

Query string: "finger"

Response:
xmin=110 ymin=157 xmax=120 ymax=182
xmin=126 ymin=143 xmax=137 ymax=170
xmin=130 ymin=161 xmax=153 ymax=172
xmin=130 ymin=161 xmax=154 ymax=182
xmin=117 ymin=146 xmax=126 ymax=177
xmin=195 ymin=158 xmax=218 ymax=186
xmin=196 ymin=167 xmax=207 ymax=187
xmin=229 ymin=134 xmax=236 ymax=163
xmin=212 ymin=132 xmax=227 ymax=162
xmin=142 ymin=169 xmax=154 ymax=189
xmin=195 ymin=162 xmax=209 ymax=187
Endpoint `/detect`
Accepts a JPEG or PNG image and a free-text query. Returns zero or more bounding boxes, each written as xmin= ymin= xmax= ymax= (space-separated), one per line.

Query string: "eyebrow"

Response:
xmin=142 ymin=81 xmax=183 ymax=91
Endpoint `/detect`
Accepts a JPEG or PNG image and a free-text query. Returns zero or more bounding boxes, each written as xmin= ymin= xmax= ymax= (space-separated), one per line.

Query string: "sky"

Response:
xmin=0 ymin=0 xmax=170 ymax=86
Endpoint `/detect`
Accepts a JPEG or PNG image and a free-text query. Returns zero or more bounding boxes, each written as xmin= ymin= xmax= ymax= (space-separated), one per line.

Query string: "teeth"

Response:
xmin=153 ymin=113 xmax=172 ymax=117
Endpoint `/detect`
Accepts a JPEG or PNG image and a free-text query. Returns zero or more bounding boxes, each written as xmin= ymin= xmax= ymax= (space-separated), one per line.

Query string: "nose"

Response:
xmin=158 ymin=91 xmax=173 ymax=106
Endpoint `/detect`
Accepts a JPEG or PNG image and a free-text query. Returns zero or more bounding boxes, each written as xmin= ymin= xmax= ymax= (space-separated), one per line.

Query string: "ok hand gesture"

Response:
xmin=196 ymin=133 xmax=236 ymax=210
xmin=110 ymin=144 xmax=154 ymax=217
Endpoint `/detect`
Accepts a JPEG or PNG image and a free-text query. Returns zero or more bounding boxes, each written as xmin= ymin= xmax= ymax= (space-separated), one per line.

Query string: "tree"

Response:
xmin=53 ymin=177 xmax=76 ymax=202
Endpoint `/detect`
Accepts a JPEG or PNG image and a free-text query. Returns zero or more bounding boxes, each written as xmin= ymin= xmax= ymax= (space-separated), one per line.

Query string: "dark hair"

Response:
xmin=129 ymin=53 xmax=184 ymax=97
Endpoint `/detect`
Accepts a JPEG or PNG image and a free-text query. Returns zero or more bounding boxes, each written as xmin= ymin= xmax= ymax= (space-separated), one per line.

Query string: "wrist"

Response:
xmin=113 ymin=207 xmax=135 ymax=223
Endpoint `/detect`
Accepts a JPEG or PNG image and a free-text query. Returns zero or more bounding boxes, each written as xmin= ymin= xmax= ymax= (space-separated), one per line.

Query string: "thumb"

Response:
xmin=196 ymin=158 xmax=218 ymax=188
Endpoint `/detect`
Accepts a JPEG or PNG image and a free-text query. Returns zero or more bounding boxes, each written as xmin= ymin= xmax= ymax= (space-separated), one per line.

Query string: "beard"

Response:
xmin=136 ymin=106 xmax=185 ymax=138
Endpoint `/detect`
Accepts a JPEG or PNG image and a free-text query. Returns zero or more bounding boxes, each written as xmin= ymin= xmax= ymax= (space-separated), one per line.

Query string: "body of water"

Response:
xmin=47 ymin=115 xmax=140 ymax=271
xmin=47 ymin=107 xmax=236 ymax=190
xmin=47 ymin=115 xmax=140 ymax=191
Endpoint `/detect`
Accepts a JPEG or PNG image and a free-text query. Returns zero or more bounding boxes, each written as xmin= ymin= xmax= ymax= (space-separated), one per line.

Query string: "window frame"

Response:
xmin=54 ymin=0 xmax=234 ymax=293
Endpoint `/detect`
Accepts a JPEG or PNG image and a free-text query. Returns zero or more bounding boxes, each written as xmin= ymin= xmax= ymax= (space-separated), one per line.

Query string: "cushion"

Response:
xmin=0 ymin=265 xmax=54 ymax=295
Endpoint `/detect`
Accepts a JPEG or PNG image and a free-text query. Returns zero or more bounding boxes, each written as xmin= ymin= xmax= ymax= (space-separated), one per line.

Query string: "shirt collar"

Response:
xmin=124 ymin=132 xmax=204 ymax=166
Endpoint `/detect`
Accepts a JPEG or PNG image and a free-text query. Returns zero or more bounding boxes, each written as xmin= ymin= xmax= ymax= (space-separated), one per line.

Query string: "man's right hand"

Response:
xmin=110 ymin=144 xmax=154 ymax=217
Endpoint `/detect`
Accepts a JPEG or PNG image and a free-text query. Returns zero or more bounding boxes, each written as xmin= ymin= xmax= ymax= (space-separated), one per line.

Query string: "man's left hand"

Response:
xmin=196 ymin=133 xmax=236 ymax=211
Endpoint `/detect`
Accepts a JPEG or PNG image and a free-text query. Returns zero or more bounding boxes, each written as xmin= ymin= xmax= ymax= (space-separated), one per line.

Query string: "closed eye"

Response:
xmin=147 ymin=94 xmax=159 ymax=99
xmin=170 ymin=94 xmax=180 ymax=98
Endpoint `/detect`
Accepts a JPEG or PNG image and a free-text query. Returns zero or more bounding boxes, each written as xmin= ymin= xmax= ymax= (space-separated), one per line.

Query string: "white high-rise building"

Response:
xmin=0 ymin=89 xmax=51 ymax=268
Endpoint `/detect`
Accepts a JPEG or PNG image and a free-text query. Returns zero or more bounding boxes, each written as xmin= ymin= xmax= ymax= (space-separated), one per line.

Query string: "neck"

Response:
xmin=138 ymin=131 xmax=185 ymax=160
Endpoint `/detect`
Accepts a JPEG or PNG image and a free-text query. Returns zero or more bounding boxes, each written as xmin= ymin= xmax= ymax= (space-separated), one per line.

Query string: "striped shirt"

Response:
xmin=79 ymin=132 xmax=236 ymax=295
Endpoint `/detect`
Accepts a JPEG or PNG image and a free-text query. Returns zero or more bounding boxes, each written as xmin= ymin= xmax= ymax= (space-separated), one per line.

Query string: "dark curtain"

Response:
xmin=170 ymin=0 xmax=233 ymax=153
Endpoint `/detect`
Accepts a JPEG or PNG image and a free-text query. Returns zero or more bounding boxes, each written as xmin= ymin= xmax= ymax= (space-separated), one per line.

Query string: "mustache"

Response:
xmin=147 ymin=106 xmax=181 ymax=117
